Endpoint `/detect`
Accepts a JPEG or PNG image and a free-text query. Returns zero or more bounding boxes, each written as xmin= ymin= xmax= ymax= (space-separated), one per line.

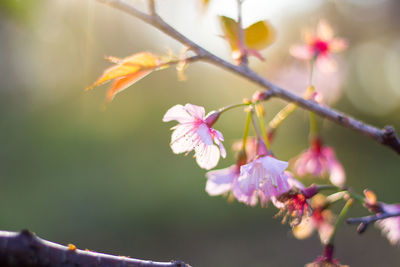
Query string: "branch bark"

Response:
xmin=347 ymin=211 xmax=400 ymax=234
xmin=0 ymin=230 xmax=190 ymax=267
xmin=96 ymin=0 xmax=400 ymax=155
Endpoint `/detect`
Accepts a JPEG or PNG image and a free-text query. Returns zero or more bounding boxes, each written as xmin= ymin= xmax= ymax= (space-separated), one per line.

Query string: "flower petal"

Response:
xmin=205 ymin=165 xmax=237 ymax=196
xmin=329 ymin=38 xmax=348 ymax=53
xmin=329 ymin=161 xmax=346 ymax=186
xmin=318 ymin=221 xmax=334 ymax=244
xmin=197 ymin=123 xmax=213 ymax=145
xmin=184 ymin=103 xmax=205 ymax=120
xmin=163 ymin=104 xmax=195 ymax=123
xmin=293 ymin=217 xmax=316 ymax=240
xmin=290 ymin=45 xmax=313 ymax=60
xmin=316 ymin=55 xmax=337 ymax=73
xmin=317 ymin=20 xmax=334 ymax=41
xmin=170 ymin=123 xmax=198 ymax=154
xmin=195 ymin=144 xmax=220 ymax=170
xmin=259 ymin=156 xmax=288 ymax=175
xmin=376 ymin=216 xmax=400 ymax=246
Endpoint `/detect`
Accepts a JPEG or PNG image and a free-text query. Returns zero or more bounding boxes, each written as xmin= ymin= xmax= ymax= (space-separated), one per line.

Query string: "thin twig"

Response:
xmin=0 ymin=230 xmax=190 ymax=267
xmin=347 ymin=211 xmax=400 ymax=234
xmin=148 ymin=0 xmax=156 ymax=15
xmin=236 ymin=0 xmax=248 ymax=65
xmin=96 ymin=0 xmax=400 ymax=155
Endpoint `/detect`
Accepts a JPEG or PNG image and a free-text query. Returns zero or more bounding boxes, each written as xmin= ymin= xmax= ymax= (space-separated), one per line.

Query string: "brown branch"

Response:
xmin=148 ymin=0 xmax=156 ymax=15
xmin=0 ymin=230 xmax=190 ymax=267
xmin=96 ymin=0 xmax=400 ymax=155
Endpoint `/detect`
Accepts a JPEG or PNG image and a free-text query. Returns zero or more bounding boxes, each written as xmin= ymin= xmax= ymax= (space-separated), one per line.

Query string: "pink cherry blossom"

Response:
xmin=375 ymin=203 xmax=400 ymax=246
xmin=205 ymin=165 xmax=239 ymax=196
xmin=292 ymin=194 xmax=335 ymax=244
xmin=290 ymin=20 xmax=347 ymax=73
xmin=293 ymin=138 xmax=345 ymax=186
xmin=163 ymin=104 xmax=226 ymax=170
xmin=235 ymin=155 xmax=291 ymax=207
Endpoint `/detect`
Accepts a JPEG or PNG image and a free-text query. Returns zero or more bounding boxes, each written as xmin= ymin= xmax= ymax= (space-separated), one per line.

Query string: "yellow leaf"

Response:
xmin=244 ymin=20 xmax=276 ymax=50
xmin=201 ymin=0 xmax=210 ymax=9
xmin=219 ymin=16 xmax=276 ymax=54
xmin=86 ymin=52 xmax=159 ymax=102
xmin=220 ymin=16 xmax=240 ymax=51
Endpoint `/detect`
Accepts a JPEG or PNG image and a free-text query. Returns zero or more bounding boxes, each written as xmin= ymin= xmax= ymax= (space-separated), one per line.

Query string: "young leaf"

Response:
xmin=219 ymin=16 xmax=276 ymax=60
xmin=244 ymin=20 xmax=276 ymax=50
xmin=87 ymin=52 xmax=159 ymax=102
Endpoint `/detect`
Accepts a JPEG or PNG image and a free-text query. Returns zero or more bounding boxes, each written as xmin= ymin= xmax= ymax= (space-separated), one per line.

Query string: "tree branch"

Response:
xmin=0 ymin=230 xmax=190 ymax=267
xmin=96 ymin=0 xmax=400 ymax=155
xmin=347 ymin=211 xmax=400 ymax=234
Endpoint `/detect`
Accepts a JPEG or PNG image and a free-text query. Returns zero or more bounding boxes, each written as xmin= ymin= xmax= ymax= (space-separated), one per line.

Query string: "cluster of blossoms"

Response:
xmin=363 ymin=190 xmax=400 ymax=246
xmin=87 ymin=0 xmax=400 ymax=263
xmin=159 ymin=19 xmax=400 ymax=267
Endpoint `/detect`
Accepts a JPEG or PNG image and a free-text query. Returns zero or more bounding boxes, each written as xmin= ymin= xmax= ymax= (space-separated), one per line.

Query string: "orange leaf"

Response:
xmin=106 ymin=70 xmax=151 ymax=103
xmin=86 ymin=52 xmax=159 ymax=102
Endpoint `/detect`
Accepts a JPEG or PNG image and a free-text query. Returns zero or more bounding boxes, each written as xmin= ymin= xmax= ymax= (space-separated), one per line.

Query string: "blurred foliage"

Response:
xmin=0 ymin=0 xmax=399 ymax=266
xmin=0 ymin=0 xmax=41 ymax=21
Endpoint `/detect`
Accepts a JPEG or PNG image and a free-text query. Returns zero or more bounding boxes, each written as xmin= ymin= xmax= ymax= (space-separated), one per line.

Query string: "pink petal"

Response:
xmin=197 ymin=123 xmax=213 ymax=145
xmin=213 ymin=136 xmax=226 ymax=158
xmin=382 ymin=204 xmax=400 ymax=214
xmin=195 ymin=144 xmax=220 ymax=170
xmin=329 ymin=38 xmax=348 ymax=53
xmin=318 ymin=221 xmax=334 ymax=244
xmin=162 ymin=104 xmax=195 ymax=123
xmin=290 ymin=45 xmax=313 ymax=60
xmin=316 ymin=55 xmax=337 ymax=73
xmin=317 ymin=20 xmax=334 ymax=41
xmin=293 ymin=217 xmax=316 ymax=240
xmin=184 ymin=103 xmax=205 ymax=120
xmin=237 ymin=164 xmax=259 ymax=196
xmin=376 ymin=216 xmax=400 ymax=245
xmin=205 ymin=165 xmax=237 ymax=196
xmin=213 ymin=129 xmax=224 ymax=142
xmin=259 ymin=156 xmax=289 ymax=175
xmin=170 ymin=123 xmax=198 ymax=154
xmin=301 ymin=28 xmax=314 ymax=44
xmin=286 ymin=171 xmax=305 ymax=190
xmin=323 ymin=147 xmax=346 ymax=186
xmin=329 ymin=161 xmax=345 ymax=186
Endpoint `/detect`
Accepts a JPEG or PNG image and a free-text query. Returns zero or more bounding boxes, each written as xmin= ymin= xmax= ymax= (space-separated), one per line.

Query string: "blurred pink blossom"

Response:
xmin=292 ymin=194 xmax=335 ymax=244
xmin=163 ymin=104 xmax=226 ymax=170
xmin=290 ymin=20 xmax=347 ymax=73
xmin=375 ymin=203 xmax=400 ymax=246
xmin=293 ymin=138 xmax=345 ymax=186
xmin=205 ymin=164 xmax=239 ymax=196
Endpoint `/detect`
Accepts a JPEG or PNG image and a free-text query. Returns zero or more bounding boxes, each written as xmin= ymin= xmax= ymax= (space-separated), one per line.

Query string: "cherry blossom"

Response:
xmin=290 ymin=20 xmax=347 ymax=73
xmin=292 ymin=194 xmax=335 ymax=244
xmin=375 ymin=203 xmax=400 ymax=246
xmin=163 ymin=104 xmax=226 ymax=170
xmin=234 ymin=140 xmax=291 ymax=206
xmin=293 ymin=138 xmax=345 ymax=186
xmin=205 ymin=165 xmax=239 ymax=196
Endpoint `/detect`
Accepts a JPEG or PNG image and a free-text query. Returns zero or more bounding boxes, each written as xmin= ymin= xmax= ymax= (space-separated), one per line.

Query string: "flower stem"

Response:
xmin=218 ymin=103 xmax=249 ymax=114
xmin=268 ymin=85 xmax=315 ymax=130
xmin=241 ymin=110 xmax=252 ymax=152
xmin=309 ymin=57 xmax=316 ymax=86
xmin=250 ymin=109 xmax=262 ymax=141
xmin=316 ymin=184 xmax=365 ymax=204
xmin=255 ymin=104 xmax=270 ymax=148
xmin=327 ymin=198 xmax=354 ymax=245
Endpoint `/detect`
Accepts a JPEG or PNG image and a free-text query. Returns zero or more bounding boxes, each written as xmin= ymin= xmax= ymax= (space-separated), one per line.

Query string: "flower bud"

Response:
xmin=204 ymin=111 xmax=221 ymax=127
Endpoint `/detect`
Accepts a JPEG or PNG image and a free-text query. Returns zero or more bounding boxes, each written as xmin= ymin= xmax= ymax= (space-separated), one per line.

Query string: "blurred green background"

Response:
xmin=0 ymin=0 xmax=400 ymax=266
